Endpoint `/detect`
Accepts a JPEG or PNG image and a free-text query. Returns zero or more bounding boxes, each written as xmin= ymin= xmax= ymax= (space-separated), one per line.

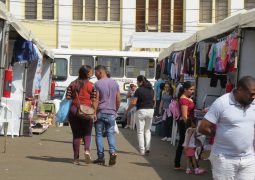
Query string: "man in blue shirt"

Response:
xmin=154 ymin=77 xmax=165 ymax=116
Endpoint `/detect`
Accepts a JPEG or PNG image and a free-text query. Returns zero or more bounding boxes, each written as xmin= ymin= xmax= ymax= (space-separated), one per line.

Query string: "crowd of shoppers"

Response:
xmin=65 ymin=64 xmax=255 ymax=179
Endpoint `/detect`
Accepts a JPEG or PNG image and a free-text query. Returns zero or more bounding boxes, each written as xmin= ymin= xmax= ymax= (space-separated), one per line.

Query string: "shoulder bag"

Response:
xmin=75 ymin=85 xmax=94 ymax=119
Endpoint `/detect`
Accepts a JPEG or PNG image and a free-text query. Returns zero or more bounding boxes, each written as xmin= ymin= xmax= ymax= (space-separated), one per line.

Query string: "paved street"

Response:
xmin=0 ymin=126 xmax=212 ymax=180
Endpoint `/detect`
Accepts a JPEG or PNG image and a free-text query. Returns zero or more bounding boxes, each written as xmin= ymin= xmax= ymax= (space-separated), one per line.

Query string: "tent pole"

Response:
xmin=19 ymin=63 xmax=28 ymax=136
xmin=0 ymin=21 xmax=10 ymax=98
xmin=235 ymin=27 xmax=243 ymax=85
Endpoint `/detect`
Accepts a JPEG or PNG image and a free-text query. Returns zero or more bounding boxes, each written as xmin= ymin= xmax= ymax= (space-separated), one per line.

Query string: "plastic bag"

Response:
xmin=114 ymin=121 xmax=119 ymax=134
xmin=56 ymin=99 xmax=72 ymax=123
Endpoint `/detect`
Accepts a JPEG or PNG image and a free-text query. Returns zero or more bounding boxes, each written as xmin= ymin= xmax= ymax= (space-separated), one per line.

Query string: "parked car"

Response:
xmin=116 ymin=93 xmax=128 ymax=128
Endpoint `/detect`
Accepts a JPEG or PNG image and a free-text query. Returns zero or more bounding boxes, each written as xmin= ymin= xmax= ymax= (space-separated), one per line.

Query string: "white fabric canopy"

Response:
xmin=159 ymin=9 xmax=255 ymax=60
xmin=0 ymin=2 xmax=54 ymax=59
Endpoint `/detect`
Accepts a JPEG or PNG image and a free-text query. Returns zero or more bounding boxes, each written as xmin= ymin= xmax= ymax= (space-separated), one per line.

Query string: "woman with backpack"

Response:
xmin=174 ymin=81 xmax=196 ymax=170
xmin=159 ymin=82 xmax=174 ymax=141
xmin=66 ymin=65 xmax=97 ymax=165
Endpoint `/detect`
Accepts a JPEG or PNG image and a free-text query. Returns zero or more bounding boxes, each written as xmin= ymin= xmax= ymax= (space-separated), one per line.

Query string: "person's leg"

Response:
xmin=166 ymin=116 xmax=173 ymax=138
xmin=135 ymin=110 xmax=146 ymax=154
xmin=174 ymin=120 xmax=186 ymax=168
xmin=105 ymin=114 xmax=117 ymax=155
xmin=209 ymin=153 xmax=238 ymax=180
xmin=236 ymin=156 xmax=255 ymax=180
xmin=144 ymin=109 xmax=154 ymax=152
xmin=81 ymin=117 xmax=93 ymax=152
xmin=69 ymin=116 xmax=81 ymax=162
xmin=94 ymin=117 xmax=105 ymax=160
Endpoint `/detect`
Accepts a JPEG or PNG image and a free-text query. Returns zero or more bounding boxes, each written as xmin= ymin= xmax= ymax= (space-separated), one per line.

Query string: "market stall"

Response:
xmin=0 ymin=2 xmax=54 ymax=136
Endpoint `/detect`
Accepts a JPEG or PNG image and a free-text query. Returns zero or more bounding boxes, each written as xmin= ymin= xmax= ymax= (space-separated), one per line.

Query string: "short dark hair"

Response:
xmin=95 ymin=65 xmax=107 ymax=72
xmin=237 ymin=76 xmax=255 ymax=91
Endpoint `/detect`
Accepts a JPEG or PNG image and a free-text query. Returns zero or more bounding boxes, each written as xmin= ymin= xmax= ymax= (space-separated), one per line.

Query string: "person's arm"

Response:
xmin=126 ymin=97 xmax=137 ymax=114
xmin=116 ymin=91 xmax=121 ymax=112
xmin=180 ymin=105 xmax=189 ymax=123
xmin=198 ymin=119 xmax=216 ymax=137
xmin=159 ymin=98 xmax=163 ymax=115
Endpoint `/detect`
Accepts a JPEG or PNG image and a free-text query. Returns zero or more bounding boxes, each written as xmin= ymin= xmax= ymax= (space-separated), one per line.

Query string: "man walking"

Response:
xmin=93 ymin=65 xmax=120 ymax=166
xmin=199 ymin=76 xmax=255 ymax=180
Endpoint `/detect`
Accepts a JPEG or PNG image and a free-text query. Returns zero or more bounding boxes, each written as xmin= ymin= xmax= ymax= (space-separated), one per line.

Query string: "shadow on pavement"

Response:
xmin=26 ymin=156 xmax=73 ymax=164
xmin=119 ymin=127 xmax=212 ymax=180
xmin=41 ymin=139 xmax=71 ymax=144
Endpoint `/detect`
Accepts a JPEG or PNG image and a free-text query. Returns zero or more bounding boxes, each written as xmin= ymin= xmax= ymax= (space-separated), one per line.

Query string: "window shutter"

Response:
xmin=42 ymin=0 xmax=54 ymax=20
xmin=73 ymin=0 xmax=83 ymax=20
xmin=25 ymin=0 xmax=37 ymax=20
xmin=85 ymin=0 xmax=95 ymax=21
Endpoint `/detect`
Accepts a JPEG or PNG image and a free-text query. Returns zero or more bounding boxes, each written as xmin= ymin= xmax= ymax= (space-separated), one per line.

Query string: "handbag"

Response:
xmin=75 ymin=89 xmax=94 ymax=119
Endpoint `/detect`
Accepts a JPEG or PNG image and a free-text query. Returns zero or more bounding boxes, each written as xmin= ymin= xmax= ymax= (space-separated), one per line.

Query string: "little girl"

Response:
xmin=183 ymin=119 xmax=205 ymax=175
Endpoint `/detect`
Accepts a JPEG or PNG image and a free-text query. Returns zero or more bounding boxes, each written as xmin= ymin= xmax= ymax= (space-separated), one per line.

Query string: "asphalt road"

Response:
xmin=0 ymin=126 xmax=212 ymax=180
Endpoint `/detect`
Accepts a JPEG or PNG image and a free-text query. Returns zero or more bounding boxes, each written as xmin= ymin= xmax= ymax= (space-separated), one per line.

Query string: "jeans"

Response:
xmin=95 ymin=112 xmax=116 ymax=159
xmin=210 ymin=153 xmax=255 ymax=180
xmin=135 ymin=109 xmax=154 ymax=153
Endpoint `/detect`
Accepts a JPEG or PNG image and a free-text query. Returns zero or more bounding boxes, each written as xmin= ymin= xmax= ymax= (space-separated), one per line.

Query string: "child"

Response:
xmin=183 ymin=119 xmax=205 ymax=175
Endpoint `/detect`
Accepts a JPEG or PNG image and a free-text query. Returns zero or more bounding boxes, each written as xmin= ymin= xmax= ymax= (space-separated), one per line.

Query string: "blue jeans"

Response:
xmin=95 ymin=112 xmax=116 ymax=159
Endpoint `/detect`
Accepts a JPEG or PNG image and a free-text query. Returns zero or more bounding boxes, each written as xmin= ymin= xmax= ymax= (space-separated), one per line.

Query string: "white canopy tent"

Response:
xmin=0 ymin=2 xmax=54 ymax=136
xmin=158 ymin=9 xmax=255 ymax=60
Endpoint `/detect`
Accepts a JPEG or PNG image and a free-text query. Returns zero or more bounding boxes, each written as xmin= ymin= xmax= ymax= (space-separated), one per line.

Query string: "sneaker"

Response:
xmin=186 ymin=168 xmax=192 ymax=174
xmin=73 ymin=159 xmax=80 ymax=165
xmin=194 ymin=168 xmax=205 ymax=175
xmin=93 ymin=158 xmax=105 ymax=165
xmin=124 ymin=125 xmax=129 ymax=129
xmin=140 ymin=150 xmax=145 ymax=156
xmin=167 ymin=137 xmax=172 ymax=142
xmin=84 ymin=153 xmax=91 ymax=164
xmin=109 ymin=153 xmax=117 ymax=166
xmin=145 ymin=150 xmax=150 ymax=156
xmin=161 ymin=137 xmax=168 ymax=141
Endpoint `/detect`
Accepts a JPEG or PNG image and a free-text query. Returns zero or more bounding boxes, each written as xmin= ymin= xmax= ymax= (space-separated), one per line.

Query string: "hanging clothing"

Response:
xmin=12 ymin=36 xmax=39 ymax=64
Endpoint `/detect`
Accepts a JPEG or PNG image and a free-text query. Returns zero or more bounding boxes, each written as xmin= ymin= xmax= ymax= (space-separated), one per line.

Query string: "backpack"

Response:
xmin=168 ymin=99 xmax=180 ymax=120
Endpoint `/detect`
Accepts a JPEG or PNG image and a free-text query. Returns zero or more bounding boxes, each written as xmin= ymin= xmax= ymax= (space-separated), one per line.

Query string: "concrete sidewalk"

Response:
xmin=0 ymin=126 xmax=212 ymax=180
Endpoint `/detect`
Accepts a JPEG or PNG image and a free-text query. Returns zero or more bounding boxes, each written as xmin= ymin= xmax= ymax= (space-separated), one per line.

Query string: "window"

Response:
xmin=244 ymin=0 xmax=255 ymax=10
xmin=215 ymin=0 xmax=228 ymax=22
xmin=42 ymin=0 xmax=54 ymax=19
xmin=126 ymin=58 xmax=155 ymax=79
xmin=161 ymin=0 xmax=171 ymax=32
xmin=69 ymin=56 xmax=94 ymax=76
xmin=52 ymin=58 xmax=67 ymax=81
xmin=148 ymin=0 xmax=158 ymax=32
xmin=199 ymin=0 xmax=212 ymax=23
xmin=73 ymin=0 xmax=83 ymax=20
xmin=110 ymin=0 xmax=120 ymax=21
xmin=98 ymin=0 xmax=108 ymax=21
xmin=85 ymin=0 xmax=95 ymax=21
xmin=136 ymin=0 xmax=146 ymax=32
xmin=96 ymin=56 xmax=124 ymax=78
xmin=25 ymin=0 xmax=37 ymax=19
xmin=173 ymin=0 xmax=184 ymax=32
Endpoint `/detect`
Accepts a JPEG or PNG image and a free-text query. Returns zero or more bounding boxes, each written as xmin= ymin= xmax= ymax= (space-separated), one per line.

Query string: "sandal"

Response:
xmin=84 ymin=153 xmax=91 ymax=164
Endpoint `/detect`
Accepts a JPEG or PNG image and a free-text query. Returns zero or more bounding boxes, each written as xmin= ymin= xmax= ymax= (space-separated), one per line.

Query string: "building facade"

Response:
xmin=1 ymin=0 xmax=254 ymax=50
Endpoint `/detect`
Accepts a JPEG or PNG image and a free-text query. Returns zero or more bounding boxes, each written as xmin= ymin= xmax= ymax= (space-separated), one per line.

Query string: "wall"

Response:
xmin=239 ymin=29 xmax=255 ymax=80
xmin=122 ymin=0 xmax=136 ymax=50
xmin=21 ymin=21 xmax=58 ymax=48
xmin=196 ymin=77 xmax=225 ymax=109
xmin=71 ymin=22 xmax=121 ymax=50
